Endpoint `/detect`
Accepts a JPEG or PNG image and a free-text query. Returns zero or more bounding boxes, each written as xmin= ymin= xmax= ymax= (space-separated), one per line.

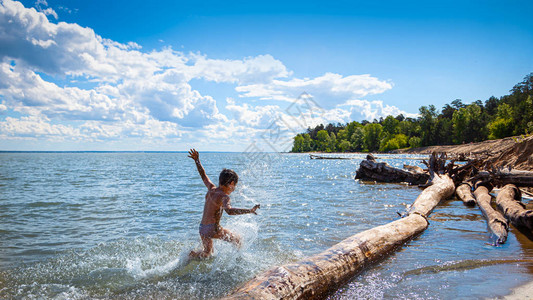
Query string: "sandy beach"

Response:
xmin=500 ymin=281 xmax=533 ymax=299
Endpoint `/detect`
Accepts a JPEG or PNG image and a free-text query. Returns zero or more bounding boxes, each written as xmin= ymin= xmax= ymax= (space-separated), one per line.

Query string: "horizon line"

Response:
xmin=0 ymin=150 xmax=283 ymax=153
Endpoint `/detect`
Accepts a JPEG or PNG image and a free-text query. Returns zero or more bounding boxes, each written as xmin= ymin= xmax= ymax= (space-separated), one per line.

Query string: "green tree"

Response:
xmin=488 ymin=103 xmax=514 ymax=139
xmin=316 ymin=130 xmax=330 ymax=151
xmin=398 ymin=120 xmax=419 ymax=137
xmin=338 ymin=140 xmax=351 ymax=152
xmin=345 ymin=121 xmax=362 ymax=138
xmin=291 ymin=134 xmax=305 ymax=152
xmin=418 ymin=105 xmax=437 ymax=146
xmin=336 ymin=128 xmax=349 ymax=150
xmin=350 ymin=127 xmax=365 ymax=151
xmin=435 ymin=117 xmax=453 ymax=145
xmin=379 ymin=134 xmax=408 ymax=152
xmin=409 ymin=136 xmax=421 ymax=148
xmin=327 ymin=132 xmax=337 ymax=152
xmin=380 ymin=138 xmax=399 ymax=152
xmin=302 ymin=133 xmax=313 ymax=151
xmin=363 ymin=123 xmax=383 ymax=152
xmin=452 ymin=104 xmax=487 ymax=143
xmin=382 ymin=115 xmax=400 ymax=135
xmin=488 ymin=118 xmax=514 ymax=139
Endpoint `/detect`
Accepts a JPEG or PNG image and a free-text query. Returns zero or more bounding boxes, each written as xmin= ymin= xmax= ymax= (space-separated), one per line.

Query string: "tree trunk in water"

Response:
xmin=355 ymin=155 xmax=430 ymax=185
xmin=455 ymin=182 xmax=476 ymax=206
xmin=408 ymin=173 xmax=455 ymax=217
xmin=222 ymin=214 xmax=428 ymax=300
xmin=495 ymin=184 xmax=533 ymax=233
xmin=472 ymin=184 xmax=509 ymax=244
xmin=223 ymin=168 xmax=455 ymax=299
xmin=473 ymin=170 xmax=533 ymax=187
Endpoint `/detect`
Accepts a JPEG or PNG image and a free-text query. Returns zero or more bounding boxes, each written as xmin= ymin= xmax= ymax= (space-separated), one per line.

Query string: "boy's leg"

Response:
xmin=214 ymin=227 xmax=241 ymax=248
xmin=189 ymin=235 xmax=213 ymax=258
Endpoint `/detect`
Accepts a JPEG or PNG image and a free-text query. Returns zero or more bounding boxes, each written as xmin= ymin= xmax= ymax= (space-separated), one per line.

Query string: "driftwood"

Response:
xmin=455 ymin=182 xmax=476 ymax=206
xmin=223 ymin=153 xmax=455 ymax=300
xmin=471 ymin=169 xmax=533 ymax=188
xmin=355 ymin=154 xmax=430 ymax=185
xmin=495 ymin=184 xmax=533 ymax=234
xmin=472 ymin=183 xmax=508 ymax=244
xmin=408 ymin=170 xmax=455 ymax=217
xmin=222 ymin=214 xmax=428 ymax=300
xmin=403 ymin=164 xmax=425 ymax=174
xmin=309 ymin=154 xmax=350 ymax=160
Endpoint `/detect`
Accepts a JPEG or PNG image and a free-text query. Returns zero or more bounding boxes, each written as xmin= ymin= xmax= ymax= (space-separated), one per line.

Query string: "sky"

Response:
xmin=0 ymin=0 xmax=532 ymax=151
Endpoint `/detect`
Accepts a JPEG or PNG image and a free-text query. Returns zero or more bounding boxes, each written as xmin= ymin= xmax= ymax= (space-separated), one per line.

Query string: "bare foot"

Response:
xmin=189 ymin=250 xmax=211 ymax=259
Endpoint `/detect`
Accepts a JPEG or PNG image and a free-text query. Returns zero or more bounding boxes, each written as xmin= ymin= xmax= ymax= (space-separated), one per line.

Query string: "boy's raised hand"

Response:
xmin=251 ymin=204 xmax=260 ymax=215
xmin=188 ymin=149 xmax=199 ymax=161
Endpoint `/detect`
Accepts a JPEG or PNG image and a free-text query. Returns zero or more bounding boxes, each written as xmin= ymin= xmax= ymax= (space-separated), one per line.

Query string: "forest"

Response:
xmin=291 ymin=73 xmax=533 ymax=153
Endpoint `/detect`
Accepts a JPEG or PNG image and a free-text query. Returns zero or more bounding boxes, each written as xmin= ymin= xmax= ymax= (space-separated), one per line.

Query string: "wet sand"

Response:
xmin=502 ymin=281 xmax=533 ymax=299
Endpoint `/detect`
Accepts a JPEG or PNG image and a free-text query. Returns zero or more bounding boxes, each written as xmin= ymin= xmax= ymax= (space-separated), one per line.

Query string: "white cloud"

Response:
xmin=340 ymin=99 xmax=418 ymax=121
xmin=0 ymin=0 xmax=103 ymax=75
xmin=0 ymin=0 xmax=411 ymax=149
xmin=35 ymin=0 xmax=57 ymax=19
xmin=39 ymin=7 xmax=57 ymax=19
xmin=0 ymin=115 xmax=79 ymax=139
xmin=226 ymin=98 xmax=282 ymax=128
xmin=0 ymin=62 xmax=129 ymax=121
xmin=235 ymin=72 xmax=393 ymax=107
xmin=187 ymin=53 xmax=291 ymax=84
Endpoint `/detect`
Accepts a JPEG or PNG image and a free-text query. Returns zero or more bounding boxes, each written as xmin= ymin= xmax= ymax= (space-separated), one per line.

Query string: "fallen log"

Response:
xmin=222 ymin=214 xmax=428 ymax=300
xmin=495 ymin=184 xmax=533 ymax=233
xmin=408 ymin=169 xmax=455 ymax=217
xmin=472 ymin=183 xmax=508 ymax=244
xmin=403 ymin=164 xmax=426 ymax=174
xmin=309 ymin=154 xmax=350 ymax=160
xmin=470 ymin=169 xmax=533 ymax=188
xmin=223 ymin=154 xmax=455 ymax=300
xmin=455 ymin=182 xmax=476 ymax=206
xmin=355 ymin=154 xmax=430 ymax=185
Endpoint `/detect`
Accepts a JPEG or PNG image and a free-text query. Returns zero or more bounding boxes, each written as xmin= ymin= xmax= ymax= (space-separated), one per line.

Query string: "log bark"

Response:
xmin=472 ymin=183 xmax=509 ymax=244
xmin=455 ymin=182 xmax=476 ymax=206
xmin=472 ymin=170 xmax=533 ymax=188
xmin=495 ymin=184 xmax=533 ymax=233
xmin=222 ymin=214 xmax=428 ymax=300
xmin=223 ymin=163 xmax=455 ymax=300
xmin=403 ymin=164 xmax=425 ymax=174
xmin=408 ymin=173 xmax=455 ymax=217
xmin=355 ymin=155 xmax=430 ymax=185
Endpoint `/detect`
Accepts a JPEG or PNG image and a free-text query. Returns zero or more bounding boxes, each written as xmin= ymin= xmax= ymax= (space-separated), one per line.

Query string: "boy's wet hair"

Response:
xmin=219 ymin=168 xmax=238 ymax=187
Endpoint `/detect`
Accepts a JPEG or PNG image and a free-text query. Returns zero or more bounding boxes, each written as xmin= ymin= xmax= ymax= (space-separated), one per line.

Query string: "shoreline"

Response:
xmin=295 ymin=137 xmax=533 ymax=300
xmin=499 ymin=280 xmax=533 ymax=299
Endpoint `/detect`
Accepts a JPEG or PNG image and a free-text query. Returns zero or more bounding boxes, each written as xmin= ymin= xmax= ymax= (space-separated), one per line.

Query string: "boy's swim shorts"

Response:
xmin=199 ymin=223 xmax=219 ymax=238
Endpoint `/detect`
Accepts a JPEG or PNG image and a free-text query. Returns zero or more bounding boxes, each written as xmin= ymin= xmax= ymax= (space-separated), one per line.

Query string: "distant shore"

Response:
xmin=290 ymin=135 xmax=533 ymax=172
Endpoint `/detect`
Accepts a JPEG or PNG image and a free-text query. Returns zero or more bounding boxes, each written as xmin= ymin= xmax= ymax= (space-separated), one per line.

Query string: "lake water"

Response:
xmin=1 ymin=152 xmax=532 ymax=299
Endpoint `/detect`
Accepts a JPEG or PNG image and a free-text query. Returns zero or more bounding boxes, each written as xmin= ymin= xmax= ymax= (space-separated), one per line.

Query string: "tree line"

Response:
xmin=291 ymin=73 xmax=533 ymax=153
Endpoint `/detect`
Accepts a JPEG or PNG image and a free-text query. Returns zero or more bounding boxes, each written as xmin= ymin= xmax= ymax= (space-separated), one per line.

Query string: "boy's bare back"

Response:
xmin=201 ymin=187 xmax=226 ymax=226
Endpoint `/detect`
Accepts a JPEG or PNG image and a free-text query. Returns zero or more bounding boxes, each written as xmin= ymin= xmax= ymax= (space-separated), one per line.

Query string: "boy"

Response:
xmin=188 ymin=149 xmax=260 ymax=259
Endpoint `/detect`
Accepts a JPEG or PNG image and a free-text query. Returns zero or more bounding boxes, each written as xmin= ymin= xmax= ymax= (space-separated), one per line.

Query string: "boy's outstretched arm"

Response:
xmin=188 ymin=149 xmax=215 ymax=189
xmin=222 ymin=196 xmax=260 ymax=215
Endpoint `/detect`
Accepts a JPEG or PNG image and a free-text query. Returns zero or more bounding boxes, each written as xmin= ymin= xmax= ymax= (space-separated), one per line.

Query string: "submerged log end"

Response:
xmin=473 ymin=183 xmax=509 ymax=245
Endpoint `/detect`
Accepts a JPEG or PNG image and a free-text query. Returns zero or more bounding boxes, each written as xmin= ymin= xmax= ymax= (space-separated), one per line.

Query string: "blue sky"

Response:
xmin=0 ymin=0 xmax=532 ymax=151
